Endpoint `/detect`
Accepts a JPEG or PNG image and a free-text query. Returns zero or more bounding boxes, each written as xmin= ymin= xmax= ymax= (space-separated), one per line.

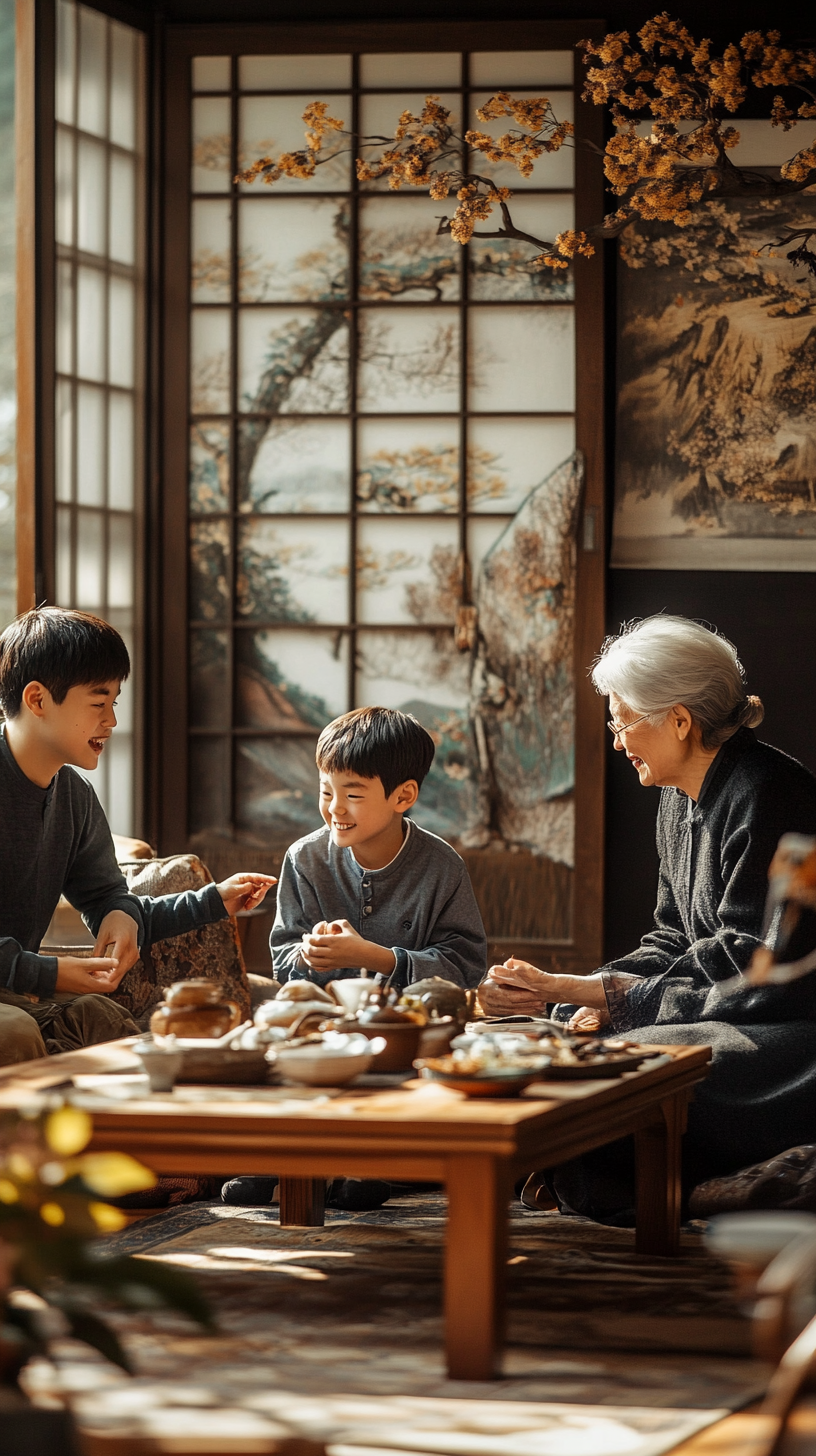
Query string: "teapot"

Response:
xmin=150 ymin=979 xmax=242 ymax=1040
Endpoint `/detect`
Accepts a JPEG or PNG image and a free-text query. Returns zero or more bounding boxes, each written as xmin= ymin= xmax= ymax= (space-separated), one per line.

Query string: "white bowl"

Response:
xmin=274 ymin=1033 xmax=385 ymax=1087
xmin=330 ymin=978 xmax=376 ymax=1014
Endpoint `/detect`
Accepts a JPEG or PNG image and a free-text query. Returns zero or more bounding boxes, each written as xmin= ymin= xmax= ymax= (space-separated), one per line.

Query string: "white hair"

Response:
xmin=591 ymin=615 xmax=764 ymax=749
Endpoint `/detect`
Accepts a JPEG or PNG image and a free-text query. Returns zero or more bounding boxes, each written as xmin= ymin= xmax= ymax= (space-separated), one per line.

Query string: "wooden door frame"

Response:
xmin=158 ymin=18 xmax=607 ymax=973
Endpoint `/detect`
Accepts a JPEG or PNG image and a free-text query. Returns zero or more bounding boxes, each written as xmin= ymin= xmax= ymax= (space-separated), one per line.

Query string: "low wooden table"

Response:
xmin=0 ymin=1040 xmax=710 ymax=1381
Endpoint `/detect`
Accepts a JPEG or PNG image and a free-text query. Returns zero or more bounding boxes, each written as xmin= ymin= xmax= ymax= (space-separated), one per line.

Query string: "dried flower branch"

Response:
xmin=236 ymin=18 xmax=816 ymax=272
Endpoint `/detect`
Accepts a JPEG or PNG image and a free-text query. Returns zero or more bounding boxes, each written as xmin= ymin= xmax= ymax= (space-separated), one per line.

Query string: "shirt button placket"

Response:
xmin=362 ymin=878 xmax=372 ymax=916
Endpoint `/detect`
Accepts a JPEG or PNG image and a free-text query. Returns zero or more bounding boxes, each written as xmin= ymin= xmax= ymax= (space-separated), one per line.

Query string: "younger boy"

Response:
xmin=0 ymin=607 xmax=276 ymax=1065
xmin=271 ymin=706 xmax=486 ymax=990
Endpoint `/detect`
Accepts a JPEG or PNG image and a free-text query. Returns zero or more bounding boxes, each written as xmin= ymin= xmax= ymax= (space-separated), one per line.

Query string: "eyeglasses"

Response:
xmin=607 ymin=713 xmax=650 ymax=738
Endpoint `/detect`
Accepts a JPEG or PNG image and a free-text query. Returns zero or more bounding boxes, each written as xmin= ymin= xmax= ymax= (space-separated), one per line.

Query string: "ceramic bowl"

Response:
xmin=274 ymin=1033 xmax=385 ymax=1087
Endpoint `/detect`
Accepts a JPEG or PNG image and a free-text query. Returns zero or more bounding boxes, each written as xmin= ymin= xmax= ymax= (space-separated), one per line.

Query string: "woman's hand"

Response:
xmin=478 ymin=958 xmax=609 ymax=1017
xmin=568 ymin=1004 xmax=611 ymax=1032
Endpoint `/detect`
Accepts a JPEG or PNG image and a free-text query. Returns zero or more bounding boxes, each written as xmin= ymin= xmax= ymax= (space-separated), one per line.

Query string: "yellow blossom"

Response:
xmin=40 ymin=1202 xmax=66 ymax=1226
xmin=46 ymin=1106 xmax=92 ymax=1156
xmin=89 ymin=1202 xmax=128 ymax=1233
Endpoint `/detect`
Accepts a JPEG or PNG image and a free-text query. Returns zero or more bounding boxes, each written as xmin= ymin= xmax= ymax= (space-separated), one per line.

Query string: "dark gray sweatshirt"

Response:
xmin=271 ymin=821 xmax=487 ymax=990
xmin=0 ymin=729 xmax=227 ymax=998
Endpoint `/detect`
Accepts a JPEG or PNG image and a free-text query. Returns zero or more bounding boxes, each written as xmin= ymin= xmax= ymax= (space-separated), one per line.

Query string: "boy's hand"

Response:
xmin=55 ymin=956 xmax=121 ymax=994
xmin=300 ymin=919 xmax=396 ymax=976
xmin=216 ymin=873 xmax=277 ymax=916
xmin=93 ymin=910 xmax=141 ymax=981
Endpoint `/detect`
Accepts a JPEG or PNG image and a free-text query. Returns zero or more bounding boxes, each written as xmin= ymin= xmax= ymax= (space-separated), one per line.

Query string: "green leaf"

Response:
xmin=62 ymin=1309 xmax=132 ymax=1373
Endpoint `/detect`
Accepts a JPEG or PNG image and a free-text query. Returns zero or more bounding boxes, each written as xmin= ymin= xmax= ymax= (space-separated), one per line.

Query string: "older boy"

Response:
xmin=0 ymin=607 xmax=276 ymax=1064
xmin=271 ymin=706 xmax=486 ymax=990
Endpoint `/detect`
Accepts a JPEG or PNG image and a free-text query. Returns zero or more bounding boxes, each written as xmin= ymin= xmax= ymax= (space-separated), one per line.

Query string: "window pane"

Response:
xmin=360 ymin=53 xmax=460 ymax=87
xmin=238 ymin=197 xmax=349 ymax=303
xmin=190 ymin=629 xmax=229 ymax=727
xmin=56 ymin=380 xmax=73 ymax=502
xmin=359 ymin=94 xmax=460 ymax=192
xmin=76 ymin=509 xmax=104 ymax=608
xmin=108 ymin=276 xmax=135 ymax=388
xmin=56 ymin=505 xmax=73 ymax=602
xmin=108 ymin=514 xmax=134 ymax=608
xmin=192 ymin=199 xmax=232 ymax=303
xmin=469 ymin=51 xmax=574 ymax=86
xmin=355 ymin=629 xmax=477 ymax=840
xmin=468 ymin=306 xmax=575 ymax=412
xmin=191 ymin=308 xmax=231 ymax=413
xmin=469 ymin=91 xmax=574 ymax=189
xmin=468 ymin=516 xmax=515 ymax=591
xmin=76 ymin=266 xmax=106 ymax=381
xmin=193 ymin=56 xmax=231 ymax=92
xmin=237 ymin=519 xmax=350 ymax=623
xmin=77 ymin=137 xmax=107 ymax=254
xmin=235 ymin=737 xmax=322 ymax=842
xmin=359 ymin=195 xmax=459 ymax=302
xmin=469 ymin=195 xmax=575 ymax=302
xmin=57 ymin=260 xmax=74 ymax=373
xmin=236 ymin=629 xmax=349 ymax=729
xmin=190 ymin=421 xmax=230 ymax=513
xmin=239 ymin=308 xmax=349 ymax=414
xmin=109 ymin=22 xmax=138 ymax=151
xmin=192 ymin=96 xmax=232 ymax=193
xmin=108 ymin=393 xmax=135 ymax=508
xmin=356 ymin=517 xmax=459 ymax=624
xmin=56 ymin=0 xmax=76 ymax=125
xmin=56 ymin=127 xmax=75 ymax=245
xmin=358 ymin=308 xmax=459 ymax=413
xmin=239 ymin=95 xmax=350 ymax=192
xmin=357 ymin=417 xmax=459 ymax=513
xmin=76 ymin=384 xmax=105 ymax=504
xmin=239 ymin=418 xmax=350 ymax=514
xmin=190 ymin=518 xmax=230 ymax=622
xmin=77 ymin=6 xmax=107 ymax=138
xmin=468 ymin=416 xmax=576 ymax=512
xmin=105 ymin=733 xmax=133 ymax=835
xmin=239 ymin=54 xmax=351 ymax=90
xmin=109 ymin=153 xmax=136 ymax=265
xmin=189 ymin=737 xmax=231 ymax=834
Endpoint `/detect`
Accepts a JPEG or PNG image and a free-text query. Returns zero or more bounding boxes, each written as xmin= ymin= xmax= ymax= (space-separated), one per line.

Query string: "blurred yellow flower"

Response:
xmin=40 ymin=1202 xmax=66 ymax=1227
xmin=80 ymin=1152 xmax=156 ymax=1198
xmin=46 ymin=1107 xmax=92 ymax=1157
xmin=89 ymin=1202 xmax=128 ymax=1232
xmin=0 ymin=1177 xmax=18 ymax=1203
xmin=8 ymin=1153 xmax=35 ymax=1181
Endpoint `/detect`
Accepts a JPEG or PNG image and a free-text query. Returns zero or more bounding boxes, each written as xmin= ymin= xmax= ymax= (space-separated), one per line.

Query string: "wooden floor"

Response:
xmin=24 ymin=1192 xmax=786 ymax=1456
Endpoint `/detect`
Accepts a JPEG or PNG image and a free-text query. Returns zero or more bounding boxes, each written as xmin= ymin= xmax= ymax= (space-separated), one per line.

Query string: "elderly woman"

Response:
xmin=481 ymin=615 xmax=816 ymax=1219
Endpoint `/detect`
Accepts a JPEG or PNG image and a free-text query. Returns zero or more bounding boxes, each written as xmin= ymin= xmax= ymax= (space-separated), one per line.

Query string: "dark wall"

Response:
xmin=603 ymin=572 xmax=816 ymax=961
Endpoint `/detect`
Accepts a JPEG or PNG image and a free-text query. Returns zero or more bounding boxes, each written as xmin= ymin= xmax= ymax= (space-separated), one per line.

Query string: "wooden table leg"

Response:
xmin=278 ymin=1176 xmax=325 ymax=1227
xmin=634 ymin=1093 xmax=687 ymax=1256
xmin=444 ymin=1153 xmax=510 ymax=1380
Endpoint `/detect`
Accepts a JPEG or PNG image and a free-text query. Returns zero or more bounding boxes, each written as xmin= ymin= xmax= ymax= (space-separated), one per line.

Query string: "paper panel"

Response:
xmin=236 ymin=629 xmax=349 ymax=729
xmin=469 ymin=90 xmax=574 ymax=189
xmin=359 ymin=195 xmax=459 ymax=302
xmin=77 ymin=6 xmax=107 ymax=138
xmin=358 ymin=307 xmax=459 ymax=413
xmin=237 ymin=518 xmax=350 ymax=623
xmin=357 ymin=417 xmax=459 ymax=513
xmin=190 ymin=308 xmax=231 ymax=414
xmin=108 ymin=276 xmax=135 ymax=389
xmin=467 ymin=416 xmax=576 ymax=512
xmin=76 ymin=266 xmax=106 ymax=382
xmin=189 ymin=737 xmax=231 ymax=834
xmin=238 ymin=196 xmax=349 ymax=302
xmin=190 ymin=421 xmax=230 ymax=514
xmin=193 ymin=56 xmax=231 ymax=92
xmin=192 ymin=96 xmax=232 ymax=193
xmin=76 ymin=384 xmax=105 ymax=505
xmin=356 ymin=517 xmax=459 ymax=624
xmin=359 ymin=93 xmax=461 ymax=192
xmin=108 ymin=393 xmax=135 ymax=509
xmin=77 ymin=137 xmax=107 ymax=255
xmin=235 ymin=737 xmax=324 ymax=843
xmin=239 ymin=95 xmax=350 ymax=192
xmin=239 ymin=308 xmax=349 ymax=414
xmin=239 ymin=418 xmax=350 ymax=514
xmin=469 ymin=52 xmax=574 ymax=86
xmin=469 ymin=195 xmax=575 ymax=301
xmin=192 ymin=199 xmax=232 ymax=303
xmin=189 ymin=629 xmax=229 ymax=728
xmin=467 ymin=515 xmax=515 ymax=590
xmin=108 ymin=515 xmax=134 ymax=609
xmin=189 ymin=518 xmax=230 ymax=622
xmin=468 ymin=305 xmax=575 ymax=412
xmin=110 ymin=22 xmax=140 ymax=150
xmin=360 ymin=54 xmax=461 ymax=87
xmin=109 ymin=153 xmax=136 ymax=266
xmin=239 ymin=55 xmax=351 ymax=90
xmin=76 ymin=509 xmax=104 ymax=608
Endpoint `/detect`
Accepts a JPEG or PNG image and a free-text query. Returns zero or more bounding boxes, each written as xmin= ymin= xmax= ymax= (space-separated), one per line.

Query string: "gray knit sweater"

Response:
xmin=0 ymin=729 xmax=227 ymax=998
xmin=270 ymin=821 xmax=487 ymax=990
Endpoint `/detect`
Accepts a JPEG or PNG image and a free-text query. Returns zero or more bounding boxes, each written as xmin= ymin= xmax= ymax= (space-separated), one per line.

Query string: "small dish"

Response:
xmin=274 ymin=1033 xmax=385 ymax=1087
xmin=416 ymin=1058 xmax=551 ymax=1097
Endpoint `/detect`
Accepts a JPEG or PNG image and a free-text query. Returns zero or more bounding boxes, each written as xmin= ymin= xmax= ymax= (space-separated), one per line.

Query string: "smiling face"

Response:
xmin=608 ymin=690 xmax=691 ymax=789
xmin=318 ymin=768 xmax=417 ymax=867
xmin=37 ymin=679 xmax=120 ymax=772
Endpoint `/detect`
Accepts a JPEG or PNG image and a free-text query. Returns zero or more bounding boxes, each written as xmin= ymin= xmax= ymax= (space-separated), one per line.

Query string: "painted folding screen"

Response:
xmin=187 ymin=49 xmax=580 ymax=940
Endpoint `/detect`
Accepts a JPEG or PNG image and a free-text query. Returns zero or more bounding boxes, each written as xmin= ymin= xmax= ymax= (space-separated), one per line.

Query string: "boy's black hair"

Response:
xmin=316 ymin=706 xmax=435 ymax=798
xmin=0 ymin=607 xmax=131 ymax=719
